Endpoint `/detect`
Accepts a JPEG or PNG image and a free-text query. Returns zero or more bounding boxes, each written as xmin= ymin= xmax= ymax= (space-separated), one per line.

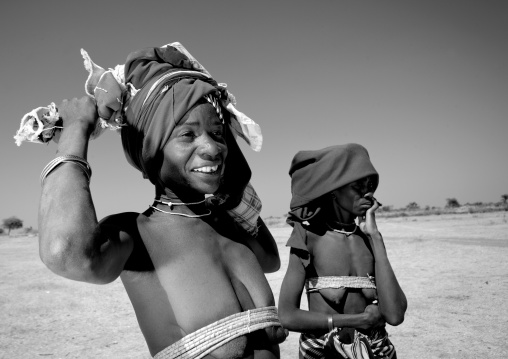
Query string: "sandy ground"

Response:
xmin=1 ymin=211 xmax=507 ymax=358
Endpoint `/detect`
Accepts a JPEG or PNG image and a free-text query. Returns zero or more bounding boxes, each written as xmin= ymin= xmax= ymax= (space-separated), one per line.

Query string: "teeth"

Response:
xmin=193 ymin=165 xmax=219 ymax=173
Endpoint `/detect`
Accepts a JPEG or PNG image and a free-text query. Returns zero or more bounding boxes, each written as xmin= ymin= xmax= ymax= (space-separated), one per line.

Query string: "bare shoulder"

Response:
xmin=100 ymin=212 xmax=155 ymax=272
xmin=100 ymin=212 xmax=141 ymax=231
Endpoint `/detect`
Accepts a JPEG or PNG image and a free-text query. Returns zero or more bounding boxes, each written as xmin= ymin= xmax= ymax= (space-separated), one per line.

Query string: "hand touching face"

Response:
xmin=331 ymin=175 xmax=377 ymax=218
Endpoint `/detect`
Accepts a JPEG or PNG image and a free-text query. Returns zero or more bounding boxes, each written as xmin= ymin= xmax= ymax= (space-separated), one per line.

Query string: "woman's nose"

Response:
xmin=363 ymin=191 xmax=375 ymax=200
xmin=197 ymin=133 xmax=222 ymax=159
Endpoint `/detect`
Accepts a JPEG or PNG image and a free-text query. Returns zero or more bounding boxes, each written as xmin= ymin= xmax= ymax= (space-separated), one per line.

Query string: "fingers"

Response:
xmin=58 ymin=97 xmax=98 ymax=125
xmin=369 ymin=199 xmax=380 ymax=213
xmin=372 ymin=197 xmax=383 ymax=207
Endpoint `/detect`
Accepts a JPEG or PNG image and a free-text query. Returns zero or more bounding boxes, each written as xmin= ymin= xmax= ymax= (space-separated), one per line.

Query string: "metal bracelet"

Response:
xmin=328 ymin=315 xmax=334 ymax=332
xmin=40 ymin=155 xmax=91 ymax=185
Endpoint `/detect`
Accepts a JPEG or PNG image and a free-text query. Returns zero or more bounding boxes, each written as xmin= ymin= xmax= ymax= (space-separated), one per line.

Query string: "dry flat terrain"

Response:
xmin=1 ymin=211 xmax=507 ymax=358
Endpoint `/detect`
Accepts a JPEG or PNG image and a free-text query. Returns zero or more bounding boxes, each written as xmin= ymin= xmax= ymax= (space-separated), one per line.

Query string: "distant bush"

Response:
xmin=406 ymin=202 xmax=420 ymax=210
xmin=379 ymin=205 xmax=393 ymax=212
xmin=445 ymin=198 xmax=460 ymax=208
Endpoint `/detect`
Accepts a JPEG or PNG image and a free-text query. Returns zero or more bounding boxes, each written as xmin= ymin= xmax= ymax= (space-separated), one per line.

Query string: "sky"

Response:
xmin=1 ymin=0 xmax=507 ymax=229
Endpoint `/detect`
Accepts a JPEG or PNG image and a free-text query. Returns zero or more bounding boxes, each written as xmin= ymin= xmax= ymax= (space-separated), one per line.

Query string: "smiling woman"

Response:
xmin=35 ymin=42 xmax=286 ymax=358
xmin=159 ymin=101 xmax=227 ymax=196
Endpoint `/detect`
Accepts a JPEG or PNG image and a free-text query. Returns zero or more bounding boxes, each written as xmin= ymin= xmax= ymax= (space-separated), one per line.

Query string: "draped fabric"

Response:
xmin=299 ymin=327 xmax=396 ymax=359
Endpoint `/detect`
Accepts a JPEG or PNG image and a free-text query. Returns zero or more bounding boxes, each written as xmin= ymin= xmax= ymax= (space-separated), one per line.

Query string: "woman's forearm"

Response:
xmin=279 ymin=307 xmax=370 ymax=333
xmin=371 ymin=233 xmax=407 ymax=325
xmin=38 ymin=120 xmax=102 ymax=281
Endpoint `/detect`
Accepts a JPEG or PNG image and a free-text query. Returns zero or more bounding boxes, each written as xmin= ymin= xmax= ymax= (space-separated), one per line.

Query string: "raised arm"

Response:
xmin=278 ymin=251 xmax=384 ymax=333
xmin=38 ymin=96 xmax=133 ymax=284
xmin=359 ymin=200 xmax=407 ymax=325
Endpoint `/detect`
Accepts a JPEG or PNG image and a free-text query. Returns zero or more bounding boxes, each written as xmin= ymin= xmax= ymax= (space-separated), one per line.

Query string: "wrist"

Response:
xmin=56 ymin=121 xmax=93 ymax=149
xmin=66 ymin=120 xmax=95 ymax=136
xmin=359 ymin=311 xmax=373 ymax=328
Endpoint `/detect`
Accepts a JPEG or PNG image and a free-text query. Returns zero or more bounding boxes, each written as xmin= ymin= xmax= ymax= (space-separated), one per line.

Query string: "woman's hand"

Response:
xmin=359 ymin=304 xmax=385 ymax=330
xmin=53 ymin=96 xmax=98 ymax=142
xmin=358 ymin=197 xmax=381 ymax=238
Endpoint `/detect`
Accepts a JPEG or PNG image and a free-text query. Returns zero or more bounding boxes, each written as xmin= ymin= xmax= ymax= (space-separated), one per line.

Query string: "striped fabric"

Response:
xmin=299 ymin=327 xmax=396 ymax=359
xmin=227 ymin=182 xmax=262 ymax=236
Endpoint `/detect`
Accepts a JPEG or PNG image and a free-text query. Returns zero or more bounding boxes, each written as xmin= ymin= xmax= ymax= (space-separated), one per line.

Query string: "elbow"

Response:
xmin=39 ymin=234 xmax=76 ymax=276
xmin=277 ymin=306 xmax=296 ymax=331
xmin=385 ymin=313 xmax=405 ymax=326
xmin=383 ymin=303 xmax=407 ymax=327
xmin=39 ymin=233 xmax=107 ymax=284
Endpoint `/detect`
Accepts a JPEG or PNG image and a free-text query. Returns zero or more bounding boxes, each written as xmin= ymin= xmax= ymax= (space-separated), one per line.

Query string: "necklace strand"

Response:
xmin=154 ymin=198 xmax=206 ymax=208
xmin=150 ymin=197 xmax=210 ymax=218
xmin=150 ymin=205 xmax=211 ymax=218
xmin=329 ymin=224 xmax=357 ymax=236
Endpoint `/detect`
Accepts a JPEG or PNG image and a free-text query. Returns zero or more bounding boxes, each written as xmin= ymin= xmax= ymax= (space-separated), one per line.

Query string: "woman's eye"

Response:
xmin=182 ymin=131 xmax=195 ymax=138
xmin=210 ymin=129 xmax=224 ymax=140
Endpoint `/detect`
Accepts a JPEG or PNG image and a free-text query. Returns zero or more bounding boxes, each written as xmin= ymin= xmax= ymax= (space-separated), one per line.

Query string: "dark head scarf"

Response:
xmin=119 ymin=45 xmax=251 ymax=207
xmin=286 ymin=143 xmax=378 ymax=262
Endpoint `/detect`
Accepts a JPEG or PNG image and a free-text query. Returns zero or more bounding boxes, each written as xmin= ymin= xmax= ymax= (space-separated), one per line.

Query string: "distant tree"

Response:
xmin=501 ymin=194 xmax=508 ymax=204
xmin=445 ymin=198 xmax=460 ymax=208
xmin=0 ymin=228 xmax=4 ymax=235
xmin=406 ymin=202 xmax=420 ymax=210
xmin=3 ymin=216 xmax=23 ymax=236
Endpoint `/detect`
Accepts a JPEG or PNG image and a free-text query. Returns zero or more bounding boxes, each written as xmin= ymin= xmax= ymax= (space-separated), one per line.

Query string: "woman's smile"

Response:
xmin=191 ymin=164 xmax=221 ymax=174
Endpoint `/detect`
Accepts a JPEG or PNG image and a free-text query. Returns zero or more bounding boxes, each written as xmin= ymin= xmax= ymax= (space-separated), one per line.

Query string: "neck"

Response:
xmin=328 ymin=203 xmax=356 ymax=225
xmin=153 ymin=187 xmax=209 ymax=217
xmin=157 ymin=187 xmax=206 ymax=204
xmin=327 ymin=201 xmax=356 ymax=229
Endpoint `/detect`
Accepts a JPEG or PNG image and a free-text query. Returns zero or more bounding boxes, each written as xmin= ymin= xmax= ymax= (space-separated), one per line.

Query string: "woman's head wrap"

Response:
xmin=121 ymin=58 xmax=222 ymax=185
xmin=287 ymin=143 xmax=379 ymax=225
xmin=82 ymin=43 xmax=264 ymax=235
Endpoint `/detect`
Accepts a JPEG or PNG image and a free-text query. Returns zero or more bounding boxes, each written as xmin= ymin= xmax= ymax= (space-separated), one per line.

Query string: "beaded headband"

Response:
xmin=203 ymin=94 xmax=224 ymax=124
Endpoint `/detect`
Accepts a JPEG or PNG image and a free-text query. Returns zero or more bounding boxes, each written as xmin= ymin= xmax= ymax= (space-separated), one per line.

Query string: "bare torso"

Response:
xmin=117 ymin=209 xmax=275 ymax=358
xmin=306 ymin=230 xmax=377 ymax=330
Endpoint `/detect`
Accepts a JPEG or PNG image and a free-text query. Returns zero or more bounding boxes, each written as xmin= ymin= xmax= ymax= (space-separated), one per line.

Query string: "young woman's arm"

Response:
xmin=278 ymin=251 xmax=383 ymax=333
xmin=360 ymin=200 xmax=407 ymax=325
xmin=38 ymin=97 xmax=133 ymax=284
